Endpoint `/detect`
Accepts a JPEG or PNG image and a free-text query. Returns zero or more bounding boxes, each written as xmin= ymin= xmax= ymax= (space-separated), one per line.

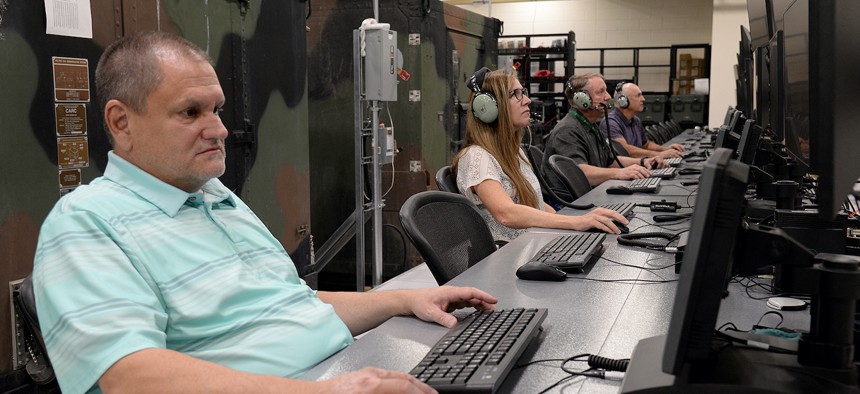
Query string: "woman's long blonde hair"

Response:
xmin=452 ymin=69 xmax=537 ymax=208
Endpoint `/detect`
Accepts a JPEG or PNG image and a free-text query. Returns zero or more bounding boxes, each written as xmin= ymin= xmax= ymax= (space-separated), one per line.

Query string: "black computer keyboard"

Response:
xmin=628 ymin=177 xmax=661 ymax=192
xmin=410 ymin=308 xmax=548 ymax=393
xmin=529 ymin=233 xmax=606 ymax=271
xmin=649 ymin=167 xmax=676 ymax=179
xmin=664 ymin=157 xmax=682 ymax=166
xmin=601 ymin=202 xmax=635 ymax=217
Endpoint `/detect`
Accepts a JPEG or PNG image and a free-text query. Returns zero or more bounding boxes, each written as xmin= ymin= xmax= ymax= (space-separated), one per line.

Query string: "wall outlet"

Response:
xmin=9 ymin=278 xmax=27 ymax=369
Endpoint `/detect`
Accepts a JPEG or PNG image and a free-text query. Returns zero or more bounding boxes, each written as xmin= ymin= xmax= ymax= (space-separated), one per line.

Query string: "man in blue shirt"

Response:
xmin=599 ymin=82 xmax=685 ymax=159
xmin=33 ymin=31 xmax=496 ymax=394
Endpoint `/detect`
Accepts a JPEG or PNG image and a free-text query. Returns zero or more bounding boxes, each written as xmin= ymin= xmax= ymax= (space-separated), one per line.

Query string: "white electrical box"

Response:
xmin=364 ymin=29 xmax=398 ymax=101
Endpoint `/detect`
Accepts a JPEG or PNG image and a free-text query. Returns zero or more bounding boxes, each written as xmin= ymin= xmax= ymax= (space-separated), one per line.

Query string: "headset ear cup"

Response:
xmin=572 ymin=91 xmax=592 ymax=110
xmin=472 ymin=93 xmax=499 ymax=123
xmin=617 ymin=95 xmax=629 ymax=109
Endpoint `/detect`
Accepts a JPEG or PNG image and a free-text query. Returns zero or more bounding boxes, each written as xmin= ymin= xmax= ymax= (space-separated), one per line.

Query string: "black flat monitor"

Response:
xmin=784 ymin=0 xmax=860 ymax=218
xmin=748 ymin=0 xmax=775 ymax=49
xmin=662 ymin=148 xmax=750 ymax=375
xmin=754 ymin=45 xmax=770 ymax=129
xmin=737 ymin=119 xmax=763 ymax=165
xmin=768 ymin=30 xmax=785 ymax=141
xmin=716 ymin=111 xmax=744 ymax=152
xmin=736 ymin=26 xmax=755 ymax=117
xmin=722 ymin=106 xmax=736 ymax=127
xmin=782 ymin=0 xmax=809 ymax=167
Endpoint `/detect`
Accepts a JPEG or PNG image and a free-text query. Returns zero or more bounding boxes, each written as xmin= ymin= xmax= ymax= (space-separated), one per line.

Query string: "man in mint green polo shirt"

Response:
xmin=33 ymin=31 xmax=497 ymax=394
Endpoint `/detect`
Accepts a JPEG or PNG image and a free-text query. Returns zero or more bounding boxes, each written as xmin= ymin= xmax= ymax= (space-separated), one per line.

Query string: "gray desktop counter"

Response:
xmin=301 ymin=130 xmax=811 ymax=392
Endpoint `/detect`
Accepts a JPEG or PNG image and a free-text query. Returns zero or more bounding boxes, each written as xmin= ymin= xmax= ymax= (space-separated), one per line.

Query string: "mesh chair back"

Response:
xmin=610 ymin=139 xmax=629 ymax=157
xmin=548 ymin=155 xmax=593 ymax=200
xmin=666 ymin=120 xmax=683 ymax=136
xmin=399 ymin=191 xmax=497 ymax=284
xmin=436 ymin=166 xmax=458 ymax=193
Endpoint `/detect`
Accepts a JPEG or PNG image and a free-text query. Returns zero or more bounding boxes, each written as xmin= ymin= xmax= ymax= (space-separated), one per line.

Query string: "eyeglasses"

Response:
xmin=509 ymin=88 xmax=528 ymax=102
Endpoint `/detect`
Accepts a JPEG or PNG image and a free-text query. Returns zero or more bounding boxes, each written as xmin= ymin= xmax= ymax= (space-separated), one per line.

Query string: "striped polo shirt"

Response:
xmin=33 ymin=152 xmax=352 ymax=394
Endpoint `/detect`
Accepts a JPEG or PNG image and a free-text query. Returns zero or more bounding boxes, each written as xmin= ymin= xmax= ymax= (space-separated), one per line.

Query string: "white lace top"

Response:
xmin=456 ymin=146 xmax=543 ymax=241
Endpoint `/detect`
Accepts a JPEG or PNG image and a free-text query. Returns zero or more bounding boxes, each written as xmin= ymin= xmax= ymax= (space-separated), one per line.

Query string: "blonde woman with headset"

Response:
xmin=451 ymin=68 xmax=626 ymax=242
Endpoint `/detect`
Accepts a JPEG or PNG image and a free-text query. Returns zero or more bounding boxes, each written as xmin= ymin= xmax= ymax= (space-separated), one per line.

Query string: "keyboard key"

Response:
xmin=410 ymin=308 xmax=548 ymax=393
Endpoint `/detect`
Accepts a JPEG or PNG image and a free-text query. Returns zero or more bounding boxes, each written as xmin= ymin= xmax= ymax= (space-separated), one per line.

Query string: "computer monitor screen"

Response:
xmin=767 ymin=30 xmax=785 ymax=141
xmin=781 ymin=0 xmax=809 ymax=166
xmin=736 ymin=27 xmax=755 ymax=117
xmin=748 ymin=0 xmax=774 ymax=49
xmin=737 ymin=119 xmax=763 ymax=165
xmin=807 ymin=0 xmax=860 ymax=218
xmin=722 ymin=106 xmax=736 ymax=127
xmin=782 ymin=0 xmax=860 ymax=218
xmin=771 ymin=0 xmax=794 ymax=32
xmin=662 ymin=148 xmax=750 ymax=375
xmin=754 ymin=46 xmax=770 ymax=129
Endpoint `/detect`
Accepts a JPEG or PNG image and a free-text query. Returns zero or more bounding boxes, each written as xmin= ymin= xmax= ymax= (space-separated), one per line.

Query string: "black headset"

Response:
xmin=467 ymin=67 xmax=498 ymax=123
xmin=615 ymin=81 xmax=631 ymax=109
xmin=566 ymin=79 xmax=593 ymax=110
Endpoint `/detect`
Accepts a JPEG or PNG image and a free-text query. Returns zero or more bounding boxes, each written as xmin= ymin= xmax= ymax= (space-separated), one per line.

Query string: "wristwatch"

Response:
xmin=640 ymin=157 xmax=646 ymax=167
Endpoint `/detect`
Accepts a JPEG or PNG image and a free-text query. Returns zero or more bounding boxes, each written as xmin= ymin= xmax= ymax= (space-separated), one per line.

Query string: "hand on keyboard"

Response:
xmin=657 ymin=149 xmax=683 ymax=159
xmin=325 ymin=366 xmax=436 ymax=393
xmin=407 ymin=286 xmax=499 ymax=329
xmin=615 ymin=165 xmax=651 ymax=180
xmin=579 ymin=208 xmax=628 ymax=234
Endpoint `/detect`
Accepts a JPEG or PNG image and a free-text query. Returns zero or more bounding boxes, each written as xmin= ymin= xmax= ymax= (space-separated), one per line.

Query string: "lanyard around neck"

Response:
xmin=570 ymin=109 xmax=607 ymax=148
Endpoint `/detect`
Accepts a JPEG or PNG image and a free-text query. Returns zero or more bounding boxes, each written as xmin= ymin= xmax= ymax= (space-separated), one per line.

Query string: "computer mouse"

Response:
xmin=516 ymin=261 xmax=567 ymax=282
xmin=606 ymin=185 xmax=634 ymax=195
xmin=588 ymin=220 xmax=629 ymax=234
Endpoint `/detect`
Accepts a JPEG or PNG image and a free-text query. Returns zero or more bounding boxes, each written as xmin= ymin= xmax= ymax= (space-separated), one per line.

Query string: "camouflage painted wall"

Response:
xmin=0 ymin=0 xmax=310 ymax=379
xmin=306 ymin=0 xmax=500 ymax=284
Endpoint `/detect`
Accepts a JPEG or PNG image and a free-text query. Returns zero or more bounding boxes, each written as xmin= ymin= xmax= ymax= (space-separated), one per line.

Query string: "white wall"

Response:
xmin=453 ymin=0 xmax=751 ymax=126
xmin=709 ymin=0 xmax=749 ymax=127
xmin=457 ymin=0 xmax=714 ymax=93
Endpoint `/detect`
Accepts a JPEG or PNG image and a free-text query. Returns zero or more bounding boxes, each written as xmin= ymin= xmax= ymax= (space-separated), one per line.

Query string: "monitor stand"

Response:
xmin=621 ymin=334 xmax=860 ymax=394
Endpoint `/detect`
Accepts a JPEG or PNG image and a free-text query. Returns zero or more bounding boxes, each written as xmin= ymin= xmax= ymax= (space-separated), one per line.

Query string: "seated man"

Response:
xmin=33 ymin=31 xmax=496 ymax=394
xmin=542 ymin=73 xmax=666 ymax=203
xmin=599 ymin=82 xmax=685 ymax=159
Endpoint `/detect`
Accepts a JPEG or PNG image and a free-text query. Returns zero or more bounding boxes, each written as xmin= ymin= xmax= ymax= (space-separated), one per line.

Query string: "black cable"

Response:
xmin=599 ymin=255 xmax=678 ymax=271
xmin=513 ymin=358 xmax=568 ymax=369
xmin=617 ymin=232 xmax=680 ymax=251
xmin=601 ymin=104 xmax=626 ymax=169
xmin=565 ymin=275 xmax=677 ymax=284
xmin=587 ymin=355 xmax=629 ymax=372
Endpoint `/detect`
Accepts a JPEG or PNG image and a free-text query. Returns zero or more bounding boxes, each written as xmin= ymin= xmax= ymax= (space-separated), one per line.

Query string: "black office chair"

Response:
xmin=547 ymin=155 xmax=593 ymax=201
xmin=435 ymin=166 xmax=459 ymax=194
xmin=524 ymin=145 xmax=595 ymax=210
xmin=399 ymin=191 xmax=497 ymax=285
xmin=666 ymin=120 xmax=683 ymax=136
xmin=15 ymin=274 xmax=55 ymax=385
xmin=610 ymin=139 xmax=629 ymax=157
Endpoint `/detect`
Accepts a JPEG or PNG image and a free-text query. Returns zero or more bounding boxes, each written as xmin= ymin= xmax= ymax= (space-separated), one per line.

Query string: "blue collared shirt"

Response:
xmin=34 ymin=152 xmax=352 ymax=394
xmin=599 ymin=109 xmax=647 ymax=148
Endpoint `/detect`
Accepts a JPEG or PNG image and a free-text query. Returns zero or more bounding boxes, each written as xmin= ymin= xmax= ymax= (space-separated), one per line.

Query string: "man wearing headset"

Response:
xmin=542 ymin=73 xmax=666 ymax=203
xmin=599 ymin=82 xmax=685 ymax=159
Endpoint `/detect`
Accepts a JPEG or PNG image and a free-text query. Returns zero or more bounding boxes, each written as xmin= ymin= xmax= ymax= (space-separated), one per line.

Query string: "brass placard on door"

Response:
xmin=55 ymin=103 xmax=87 ymax=136
xmin=58 ymin=169 xmax=82 ymax=188
xmin=52 ymin=57 xmax=90 ymax=102
xmin=57 ymin=136 xmax=89 ymax=169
